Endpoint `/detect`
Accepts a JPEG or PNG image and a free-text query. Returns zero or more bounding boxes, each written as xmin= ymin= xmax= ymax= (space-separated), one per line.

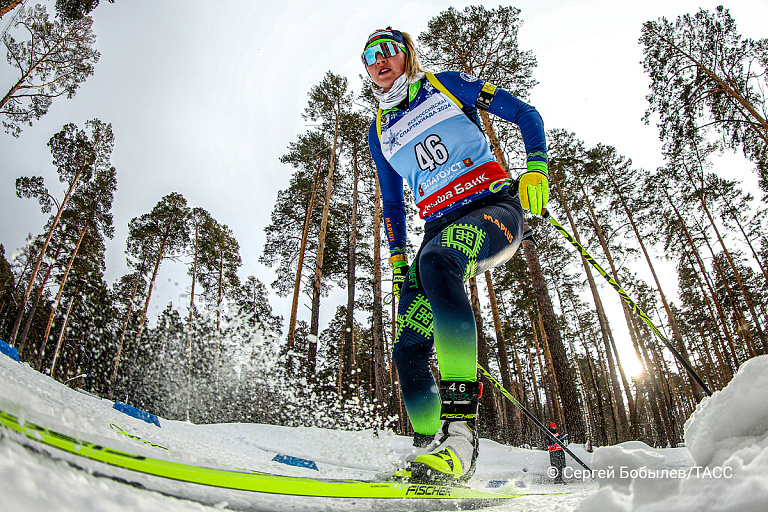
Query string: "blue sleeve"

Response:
xmin=435 ymin=71 xmax=547 ymax=169
xmin=368 ymin=121 xmax=407 ymax=257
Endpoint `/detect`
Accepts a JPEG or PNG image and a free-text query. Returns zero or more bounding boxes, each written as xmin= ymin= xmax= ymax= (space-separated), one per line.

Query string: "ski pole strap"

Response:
xmin=489 ymin=178 xmax=513 ymax=194
xmin=522 ymin=228 xmax=536 ymax=245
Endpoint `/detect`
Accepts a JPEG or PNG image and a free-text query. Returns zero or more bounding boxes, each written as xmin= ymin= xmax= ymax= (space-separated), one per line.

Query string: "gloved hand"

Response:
xmin=518 ymin=165 xmax=549 ymax=215
xmin=391 ymin=256 xmax=409 ymax=299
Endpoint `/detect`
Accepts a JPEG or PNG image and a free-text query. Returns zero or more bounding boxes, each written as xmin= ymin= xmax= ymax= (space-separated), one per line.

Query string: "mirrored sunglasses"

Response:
xmin=361 ymin=41 xmax=405 ymax=66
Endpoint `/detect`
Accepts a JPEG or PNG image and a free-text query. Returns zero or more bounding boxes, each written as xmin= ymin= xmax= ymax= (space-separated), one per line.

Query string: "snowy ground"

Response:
xmin=1 ymin=352 xmax=766 ymax=512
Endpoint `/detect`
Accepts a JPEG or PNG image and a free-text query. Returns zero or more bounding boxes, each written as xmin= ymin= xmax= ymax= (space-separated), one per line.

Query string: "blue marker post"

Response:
xmin=113 ymin=401 xmax=161 ymax=427
xmin=0 ymin=338 xmax=19 ymax=362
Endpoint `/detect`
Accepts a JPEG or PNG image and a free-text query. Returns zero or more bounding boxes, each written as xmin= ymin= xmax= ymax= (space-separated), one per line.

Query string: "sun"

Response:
xmin=622 ymin=353 xmax=645 ymax=379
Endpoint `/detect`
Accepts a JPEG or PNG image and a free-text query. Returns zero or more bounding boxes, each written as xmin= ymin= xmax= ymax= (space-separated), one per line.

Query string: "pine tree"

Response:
xmin=547 ymin=131 xmax=631 ymax=440
xmin=11 ymin=119 xmax=113 ymax=349
xmin=113 ymin=193 xmax=189 ymax=398
xmin=585 ymin=144 xmax=706 ymax=403
xmin=262 ymin=130 xmax=330 ymax=367
xmin=302 ymin=72 xmax=353 ymax=380
xmin=40 ymin=156 xmax=116 ymax=372
xmin=338 ymin=111 xmax=369 ymax=400
xmin=197 ymin=215 xmax=241 ymax=383
xmin=641 ymin=6 xmax=768 ymax=193
xmin=234 ymin=276 xmax=283 ymax=338
xmin=1 ymin=4 xmax=99 ymax=136
xmin=419 ymin=5 xmax=537 ymax=171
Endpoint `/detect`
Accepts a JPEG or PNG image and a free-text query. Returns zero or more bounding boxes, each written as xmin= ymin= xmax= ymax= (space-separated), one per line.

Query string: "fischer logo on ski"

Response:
xmin=405 ymin=484 xmax=453 ymax=496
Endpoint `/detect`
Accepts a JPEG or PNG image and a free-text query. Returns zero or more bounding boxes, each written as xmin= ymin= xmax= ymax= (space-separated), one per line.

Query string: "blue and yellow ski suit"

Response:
xmin=368 ymin=71 xmax=547 ymax=436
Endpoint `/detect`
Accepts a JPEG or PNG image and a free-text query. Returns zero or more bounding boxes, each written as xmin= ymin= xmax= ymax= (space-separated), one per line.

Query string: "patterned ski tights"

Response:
xmin=393 ymin=196 xmax=524 ymax=436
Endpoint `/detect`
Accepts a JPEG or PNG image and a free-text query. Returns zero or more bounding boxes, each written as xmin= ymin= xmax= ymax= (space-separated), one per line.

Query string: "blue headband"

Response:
xmin=364 ymin=27 xmax=405 ymax=51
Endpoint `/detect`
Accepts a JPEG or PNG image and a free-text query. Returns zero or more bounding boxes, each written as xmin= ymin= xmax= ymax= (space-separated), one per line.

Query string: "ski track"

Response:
xmin=0 ymin=356 xmax=591 ymax=511
xmin=4 ymin=354 xmax=766 ymax=511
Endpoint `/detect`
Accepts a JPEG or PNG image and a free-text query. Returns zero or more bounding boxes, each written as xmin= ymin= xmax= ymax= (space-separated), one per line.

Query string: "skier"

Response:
xmin=363 ymin=27 xmax=549 ymax=482
xmin=547 ymin=422 xmax=567 ymax=484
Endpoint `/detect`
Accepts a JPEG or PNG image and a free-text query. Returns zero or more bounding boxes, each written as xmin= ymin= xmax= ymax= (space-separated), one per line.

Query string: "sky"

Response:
xmin=1 ymin=0 xmax=766 ymax=369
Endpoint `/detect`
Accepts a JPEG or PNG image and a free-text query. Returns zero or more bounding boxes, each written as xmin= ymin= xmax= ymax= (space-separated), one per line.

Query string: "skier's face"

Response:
xmin=366 ymin=49 xmax=406 ymax=93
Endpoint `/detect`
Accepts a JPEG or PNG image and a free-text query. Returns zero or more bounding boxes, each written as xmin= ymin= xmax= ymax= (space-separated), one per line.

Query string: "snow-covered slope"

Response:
xmin=2 ymin=352 xmax=766 ymax=511
xmin=577 ymin=356 xmax=768 ymax=512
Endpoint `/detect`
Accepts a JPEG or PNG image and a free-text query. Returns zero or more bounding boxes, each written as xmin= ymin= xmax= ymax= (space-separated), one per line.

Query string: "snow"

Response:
xmin=2 ymin=353 xmax=768 ymax=511
xmin=577 ymin=356 xmax=768 ymax=512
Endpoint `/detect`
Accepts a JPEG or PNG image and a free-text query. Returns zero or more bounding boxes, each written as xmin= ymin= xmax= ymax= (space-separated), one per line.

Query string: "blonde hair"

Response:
xmin=401 ymin=31 xmax=426 ymax=80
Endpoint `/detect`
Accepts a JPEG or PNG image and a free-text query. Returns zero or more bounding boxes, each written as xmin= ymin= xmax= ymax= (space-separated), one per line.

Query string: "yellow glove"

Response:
xmin=518 ymin=167 xmax=549 ymax=216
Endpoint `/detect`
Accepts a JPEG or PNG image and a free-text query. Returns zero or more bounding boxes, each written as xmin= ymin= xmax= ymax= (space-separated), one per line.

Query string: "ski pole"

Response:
xmin=477 ymin=364 xmax=592 ymax=472
xmin=541 ymin=209 xmax=712 ymax=397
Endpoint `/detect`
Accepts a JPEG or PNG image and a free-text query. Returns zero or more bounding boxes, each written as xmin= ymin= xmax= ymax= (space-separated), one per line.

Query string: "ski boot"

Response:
xmin=388 ymin=433 xmax=439 ymax=481
xmin=410 ymin=380 xmax=481 ymax=482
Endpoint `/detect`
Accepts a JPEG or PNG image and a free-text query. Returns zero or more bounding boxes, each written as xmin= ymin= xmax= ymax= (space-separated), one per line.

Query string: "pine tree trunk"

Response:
xmin=539 ymin=309 xmax=566 ymax=426
xmin=534 ymin=310 xmax=560 ymax=425
xmin=680 ymin=247 xmax=734 ymax=383
xmin=521 ymin=229 xmax=586 ymax=441
xmin=188 ymin=221 xmax=199 ymax=329
xmin=308 ymin=109 xmax=341 ymax=380
xmin=524 ymin=333 xmax=543 ymax=427
xmin=28 ymin=243 xmax=71 ymax=366
xmin=287 ymin=160 xmax=322 ymax=363
xmin=470 ymin=277 xmax=501 ymax=439
xmin=484 ymin=270 xmax=517 ymax=441
xmin=478 ymin=111 xmax=510 ymax=174
xmin=134 ymin=237 xmax=167 ymax=351
xmin=643 ymin=338 xmax=681 ymax=445
xmin=19 ymin=286 xmax=42 ymax=360
xmin=663 ymin=188 xmax=739 ymax=374
xmin=21 ymin=242 xmax=64 ymax=359
xmin=0 ymin=0 xmax=25 ymax=18
xmin=556 ymin=288 xmax=596 ymax=447
xmin=109 ymin=272 xmax=143 ymax=400
xmin=506 ymin=324 xmax=526 ymax=429
xmin=42 ymin=221 xmax=90 ymax=353
xmin=214 ymin=252 xmax=224 ymax=387
xmin=49 ymin=290 xmax=79 ymax=379
xmin=186 ymin=222 xmax=199 ymax=421
xmin=124 ymin=240 xmax=167 ymax=403
xmin=391 ymin=299 xmax=406 ymax=434
xmin=590 ymin=339 xmax=620 ymax=444
xmin=696 ymin=223 xmax=754 ymax=362
xmin=694 ymin=180 xmax=768 ymax=353
xmin=550 ymin=173 xmax=629 ymax=437
xmin=341 ymin=150 xmax=360 ymax=400
xmin=371 ymin=177 xmax=387 ymax=415
xmin=581 ymin=343 xmax=609 ymax=445
xmin=577 ymin=178 xmax=641 ymax=426
xmin=719 ymin=192 xmax=768 ymax=286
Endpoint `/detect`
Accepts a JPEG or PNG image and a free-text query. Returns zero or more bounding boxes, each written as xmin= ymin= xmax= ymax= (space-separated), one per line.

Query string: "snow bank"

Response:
xmin=577 ymin=355 xmax=768 ymax=512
